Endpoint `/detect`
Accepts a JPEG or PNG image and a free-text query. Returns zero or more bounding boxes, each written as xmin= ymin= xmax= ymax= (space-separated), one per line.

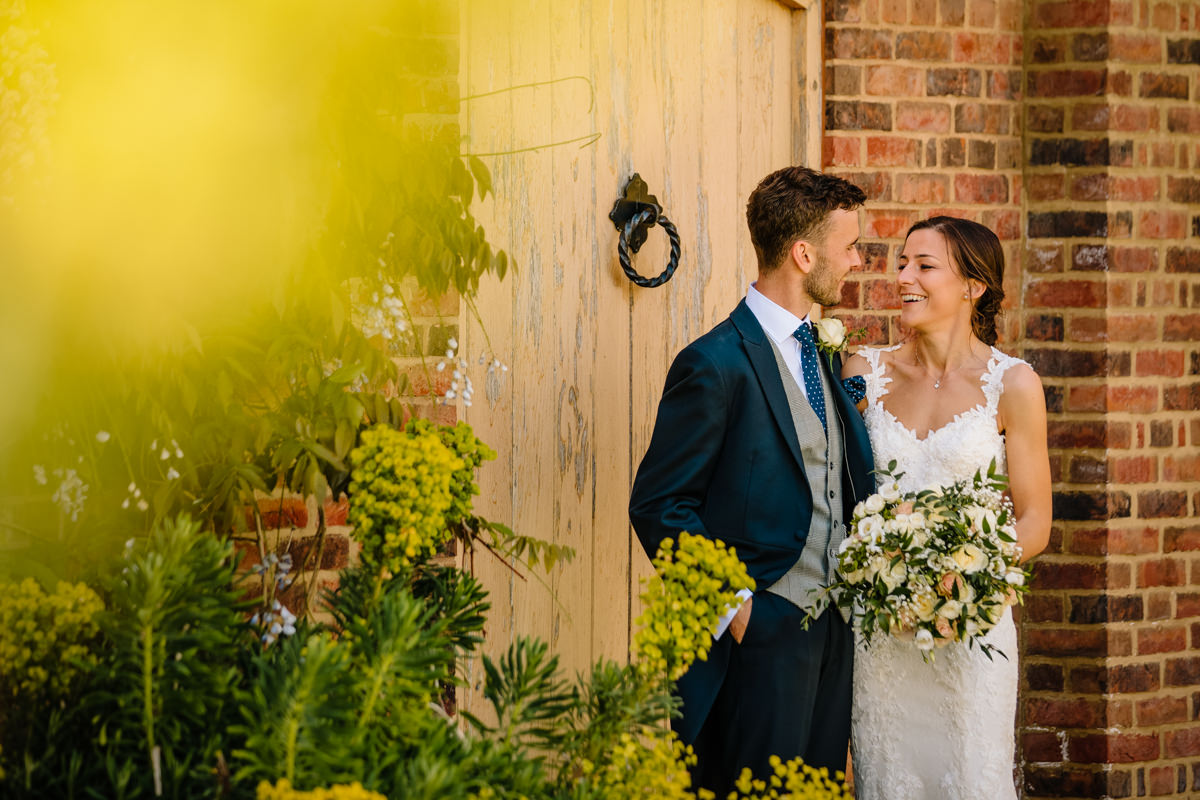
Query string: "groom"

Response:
xmin=629 ymin=166 xmax=876 ymax=795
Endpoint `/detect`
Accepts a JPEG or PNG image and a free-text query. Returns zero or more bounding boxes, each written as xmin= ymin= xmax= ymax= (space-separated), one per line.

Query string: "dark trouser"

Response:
xmin=689 ymin=594 xmax=853 ymax=798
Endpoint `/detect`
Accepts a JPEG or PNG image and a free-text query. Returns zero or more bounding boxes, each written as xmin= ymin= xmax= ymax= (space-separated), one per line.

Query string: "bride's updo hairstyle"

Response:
xmin=905 ymin=216 xmax=1005 ymax=345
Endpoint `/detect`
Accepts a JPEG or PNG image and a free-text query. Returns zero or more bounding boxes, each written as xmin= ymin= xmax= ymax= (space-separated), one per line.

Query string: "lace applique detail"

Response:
xmin=859 ymin=344 xmax=901 ymax=407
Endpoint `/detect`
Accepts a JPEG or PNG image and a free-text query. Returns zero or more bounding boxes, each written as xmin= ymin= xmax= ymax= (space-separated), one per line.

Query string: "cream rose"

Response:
xmin=911 ymin=591 xmax=938 ymax=621
xmin=864 ymin=493 xmax=886 ymax=515
xmin=951 ymin=544 xmax=989 ymax=574
xmin=937 ymin=599 xmax=963 ymax=619
xmin=815 ymin=316 xmax=847 ymax=349
xmin=881 ymin=560 xmax=908 ymax=592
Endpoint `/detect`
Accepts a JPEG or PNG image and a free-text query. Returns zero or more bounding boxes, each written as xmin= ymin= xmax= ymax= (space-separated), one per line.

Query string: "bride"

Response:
xmin=842 ymin=216 xmax=1052 ymax=799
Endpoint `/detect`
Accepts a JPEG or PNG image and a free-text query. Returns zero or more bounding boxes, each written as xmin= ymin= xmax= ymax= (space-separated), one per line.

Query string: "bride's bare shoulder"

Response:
xmin=842 ymin=351 xmax=870 ymax=378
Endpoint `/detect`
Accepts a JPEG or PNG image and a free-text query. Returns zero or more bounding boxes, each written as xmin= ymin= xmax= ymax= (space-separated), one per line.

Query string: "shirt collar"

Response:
xmin=746 ymin=283 xmax=810 ymax=346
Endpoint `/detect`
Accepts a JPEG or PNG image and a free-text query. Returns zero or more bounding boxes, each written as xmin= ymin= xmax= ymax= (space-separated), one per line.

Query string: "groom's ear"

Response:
xmin=790 ymin=238 xmax=814 ymax=274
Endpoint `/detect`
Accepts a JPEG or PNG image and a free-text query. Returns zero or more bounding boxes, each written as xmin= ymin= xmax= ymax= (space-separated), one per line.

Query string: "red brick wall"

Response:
xmin=1018 ymin=0 xmax=1200 ymax=795
xmin=825 ymin=0 xmax=1200 ymax=795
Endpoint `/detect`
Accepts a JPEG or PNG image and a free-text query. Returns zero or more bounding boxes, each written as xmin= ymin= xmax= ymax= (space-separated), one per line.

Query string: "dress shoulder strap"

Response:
xmin=982 ymin=347 xmax=1030 ymax=414
xmin=860 ymin=344 xmax=902 ymax=405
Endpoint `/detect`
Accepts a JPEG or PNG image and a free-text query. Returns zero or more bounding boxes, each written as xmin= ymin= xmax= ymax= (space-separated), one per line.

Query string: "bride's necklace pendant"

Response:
xmin=933 ymin=377 xmax=942 ymax=389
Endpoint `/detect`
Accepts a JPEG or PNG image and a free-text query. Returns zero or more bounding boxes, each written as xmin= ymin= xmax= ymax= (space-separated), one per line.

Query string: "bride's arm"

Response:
xmin=998 ymin=364 xmax=1052 ymax=561
xmin=842 ymin=351 xmax=871 ymax=412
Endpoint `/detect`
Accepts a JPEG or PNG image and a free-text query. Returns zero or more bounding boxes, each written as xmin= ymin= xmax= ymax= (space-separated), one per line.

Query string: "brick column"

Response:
xmin=1020 ymin=0 xmax=1200 ymax=796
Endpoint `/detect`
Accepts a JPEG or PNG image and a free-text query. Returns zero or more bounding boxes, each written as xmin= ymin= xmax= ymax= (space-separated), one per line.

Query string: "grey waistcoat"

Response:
xmin=763 ymin=338 xmax=849 ymax=619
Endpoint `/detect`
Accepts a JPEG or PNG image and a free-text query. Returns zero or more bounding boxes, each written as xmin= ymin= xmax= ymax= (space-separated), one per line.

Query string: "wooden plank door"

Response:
xmin=458 ymin=0 xmax=817 ymax=714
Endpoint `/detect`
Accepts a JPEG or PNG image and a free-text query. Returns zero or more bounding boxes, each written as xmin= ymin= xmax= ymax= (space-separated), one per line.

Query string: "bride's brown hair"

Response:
xmin=905 ymin=216 xmax=1005 ymax=345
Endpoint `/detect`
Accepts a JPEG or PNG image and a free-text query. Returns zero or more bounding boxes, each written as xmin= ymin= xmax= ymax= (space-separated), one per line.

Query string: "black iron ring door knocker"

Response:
xmin=608 ymin=173 xmax=681 ymax=288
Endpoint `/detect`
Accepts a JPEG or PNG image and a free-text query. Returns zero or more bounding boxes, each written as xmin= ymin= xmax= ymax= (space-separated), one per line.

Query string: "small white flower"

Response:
xmin=879 ymin=481 xmax=902 ymax=502
xmin=121 ymin=498 xmax=130 ymax=509
xmin=136 ymin=499 xmax=149 ymax=512
xmin=448 ymin=337 xmax=458 ymax=350
xmin=859 ymin=515 xmax=885 ymax=542
xmin=96 ymin=431 xmax=111 ymax=443
xmin=445 ymin=389 xmax=456 ymax=400
xmin=160 ymin=448 xmax=171 ymax=460
xmin=166 ymin=467 xmax=180 ymax=480
xmin=1005 ymin=569 xmax=1026 ymax=586
xmin=33 ymin=465 xmax=47 ymax=485
xmin=914 ymin=629 xmax=934 ymax=651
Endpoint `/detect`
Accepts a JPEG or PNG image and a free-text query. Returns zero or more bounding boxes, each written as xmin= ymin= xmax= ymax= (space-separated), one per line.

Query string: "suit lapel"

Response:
xmin=730 ymin=301 xmax=806 ymax=470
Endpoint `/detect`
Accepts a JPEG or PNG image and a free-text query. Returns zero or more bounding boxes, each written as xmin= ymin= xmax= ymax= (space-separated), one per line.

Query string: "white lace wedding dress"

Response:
xmin=850 ymin=345 xmax=1023 ymax=800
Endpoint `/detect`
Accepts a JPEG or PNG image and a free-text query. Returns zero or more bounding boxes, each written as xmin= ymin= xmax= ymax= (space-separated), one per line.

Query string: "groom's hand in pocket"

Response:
xmin=730 ymin=596 xmax=753 ymax=644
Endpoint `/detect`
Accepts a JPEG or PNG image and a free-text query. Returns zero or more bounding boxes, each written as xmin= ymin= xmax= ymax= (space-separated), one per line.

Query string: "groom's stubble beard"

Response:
xmin=804 ymin=250 xmax=844 ymax=307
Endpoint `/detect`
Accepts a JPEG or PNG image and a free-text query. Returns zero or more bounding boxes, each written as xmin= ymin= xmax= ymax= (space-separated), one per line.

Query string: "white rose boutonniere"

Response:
xmin=814 ymin=317 xmax=847 ymax=356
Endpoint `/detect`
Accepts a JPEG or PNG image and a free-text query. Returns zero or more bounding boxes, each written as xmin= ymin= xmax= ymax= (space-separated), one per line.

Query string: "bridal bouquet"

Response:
xmin=831 ymin=460 xmax=1029 ymax=661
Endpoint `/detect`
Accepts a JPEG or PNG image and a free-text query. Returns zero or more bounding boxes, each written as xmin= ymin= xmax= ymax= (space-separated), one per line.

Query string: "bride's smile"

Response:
xmin=896 ymin=227 xmax=980 ymax=332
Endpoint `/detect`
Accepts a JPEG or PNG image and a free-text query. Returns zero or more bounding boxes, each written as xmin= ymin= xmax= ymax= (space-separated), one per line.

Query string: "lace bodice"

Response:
xmin=860 ymin=345 xmax=1025 ymax=492
xmin=850 ymin=344 xmax=1027 ymax=800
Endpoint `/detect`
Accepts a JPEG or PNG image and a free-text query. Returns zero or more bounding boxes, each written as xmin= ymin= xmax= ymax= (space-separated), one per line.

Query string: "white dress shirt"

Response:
xmin=713 ymin=285 xmax=813 ymax=640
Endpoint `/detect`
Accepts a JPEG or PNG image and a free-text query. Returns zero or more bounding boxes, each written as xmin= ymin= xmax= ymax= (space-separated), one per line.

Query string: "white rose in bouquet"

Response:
xmin=863 ymin=493 xmax=885 ymax=515
xmin=911 ymin=591 xmax=938 ymax=622
xmin=951 ymin=544 xmax=989 ymax=574
xmin=859 ymin=514 xmax=885 ymax=541
xmin=937 ymin=599 xmax=963 ymax=619
xmin=881 ymin=560 xmax=908 ymax=591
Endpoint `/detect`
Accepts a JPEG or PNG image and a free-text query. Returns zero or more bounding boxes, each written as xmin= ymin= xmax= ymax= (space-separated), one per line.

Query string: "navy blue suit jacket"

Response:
xmin=629 ymin=298 xmax=876 ymax=744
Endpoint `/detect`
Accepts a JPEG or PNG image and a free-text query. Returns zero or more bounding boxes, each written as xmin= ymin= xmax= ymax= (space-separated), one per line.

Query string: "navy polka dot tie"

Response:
xmin=792 ymin=323 xmax=827 ymax=433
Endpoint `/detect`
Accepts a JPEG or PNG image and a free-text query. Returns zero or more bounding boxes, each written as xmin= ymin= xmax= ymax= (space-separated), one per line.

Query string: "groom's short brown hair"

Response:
xmin=746 ymin=167 xmax=866 ymax=273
